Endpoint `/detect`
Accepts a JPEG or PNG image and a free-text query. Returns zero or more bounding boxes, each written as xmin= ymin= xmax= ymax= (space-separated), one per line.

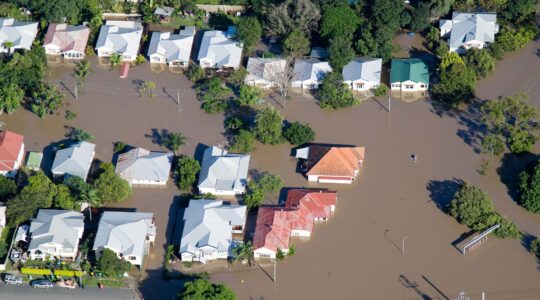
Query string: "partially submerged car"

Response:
xmin=30 ymin=279 xmax=54 ymax=289
xmin=3 ymin=274 xmax=23 ymax=285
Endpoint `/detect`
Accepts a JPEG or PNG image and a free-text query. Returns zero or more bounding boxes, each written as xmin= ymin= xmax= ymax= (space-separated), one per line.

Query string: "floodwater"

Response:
xmin=1 ymin=36 xmax=539 ymax=300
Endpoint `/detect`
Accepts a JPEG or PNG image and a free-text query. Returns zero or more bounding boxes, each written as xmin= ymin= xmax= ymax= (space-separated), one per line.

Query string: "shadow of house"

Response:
xmin=497 ymin=152 xmax=540 ymax=203
xmin=425 ymin=178 xmax=464 ymax=213
xmin=42 ymin=138 xmax=74 ymax=177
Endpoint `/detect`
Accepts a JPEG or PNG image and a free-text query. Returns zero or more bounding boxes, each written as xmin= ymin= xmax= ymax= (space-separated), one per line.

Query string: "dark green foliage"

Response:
xmin=94 ymin=162 xmax=131 ymax=204
xmin=229 ymin=130 xmax=256 ymax=154
xmin=409 ymin=2 xmax=430 ymax=32
xmin=464 ymin=48 xmax=495 ymax=78
xmin=0 ymin=175 xmax=17 ymax=201
xmin=328 ymin=36 xmax=355 ymax=71
xmin=233 ymin=241 xmax=254 ymax=265
xmin=175 ymin=156 xmax=201 ymax=191
xmin=228 ymin=67 xmax=248 ymax=86
xmin=283 ymin=29 xmax=310 ymax=58
xmin=320 ymin=4 xmax=360 ymax=40
xmin=318 ymin=72 xmax=359 ymax=109
xmin=400 ymin=10 xmax=411 ymax=28
xmin=276 ymin=248 xmax=285 ymax=261
xmin=98 ymin=248 xmax=131 ymax=276
xmin=0 ymin=83 xmax=24 ymax=114
xmin=53 ymin=184 xmax=80 ymax=211
xmin=265 ymin=0 xmax=320 ymax=38
xmin=162 ymin=132 xmax=186 ymax=155
xmin=70 ymin=128 xmax=94 ymax=142
xmin=432 ymin=62 xmax=476 ymax=107
xmin=519 ymin=161 xmax=540 ymax=213
xmin=253 ymin=106 xmax=284 ymax=145
xmin=236 ymin=17 xmax=262 ymax=53
xmin=179 ymin=279 xmax=237 ymax=300
xmin=481 ymin=134 xmax=505 ymax=156
xmin=481 ymin=94 xmax=540 ymax=154
xmin=531 ymin=237 xmax=540 ymax=259
xmin=237 ymin=85 xmax=262 ymax=106
xmin=373 ymin=84 xmax=388 ymax=97
xmin=186 ymin=64 xmax=205 ymax=83
xmin=0 ymin=239 xmax=8 ymax=259
xmin=450 ymin=183 xmax=493 ymax=230
xmin=31 ymin=83 xmax=64 ymax=118
xmin=114 ymin=142 xmax=127 ymax=153
xmin=65 ymin=110 xmax=77 ymax=120
xmin=6 ymin=172 xmax=55 ymax=226
xmin=244 ymin=172 xmax=283 ymax=209
xmin=501 ymin=0 xmax=537 ymax=23
xmin=197 ymin=78 xmax=230 ymax=114
xmin=284 ymin=122 xmax=315 ymax=145
xmin=288 ymin=244 xmax=296 ymax=256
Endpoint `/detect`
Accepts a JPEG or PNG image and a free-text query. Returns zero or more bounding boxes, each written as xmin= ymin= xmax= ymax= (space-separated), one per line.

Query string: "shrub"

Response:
xmin=319 ymin=72 xmax=359 ymax=109
xmin=186 ymin=64 xmax=205 ymax=83
xmin=284 ymin=122 xmax=315 ymax=145
xmin=253 ymin=106 xmax=284 ymax=145
xmin=114 ymin=141 xmax=127 ymax=153
xmin=373 ymin=84 xmax=388 ymax=97
xmin=276 ymin=248 xmax=285 ymax=261
xmin=519 ymin=161 xmax=540 ymax=213
xmin=65 ymin=110 xmax=77 ymax=120
xmin=229 ymin=130 xmax=256 ymax=153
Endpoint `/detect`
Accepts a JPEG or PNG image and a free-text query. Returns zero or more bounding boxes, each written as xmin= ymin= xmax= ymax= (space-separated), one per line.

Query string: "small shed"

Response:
xmin=26 ymin=151 xmax=43 ymax=171
xmin=154 ymin=6 xmax=174 ymax=22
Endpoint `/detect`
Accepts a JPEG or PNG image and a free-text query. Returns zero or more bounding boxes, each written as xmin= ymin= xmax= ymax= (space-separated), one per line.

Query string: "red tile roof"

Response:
xmin=44 ymin=23 xmax=90 ymax=54
xmin=253 ymin=207 xmax=292 ymax=251
xmin=306 ymin=146 xmax=365 ymax=177
xmin=285 ymin=189 xmax=337 ymax=220
xmin=0 ymin=131 xmax=24 ymax=172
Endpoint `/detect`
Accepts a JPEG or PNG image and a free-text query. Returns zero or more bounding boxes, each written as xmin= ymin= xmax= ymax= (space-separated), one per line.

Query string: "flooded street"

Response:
xmin=1 ymin=35 xmax=540 ymax=299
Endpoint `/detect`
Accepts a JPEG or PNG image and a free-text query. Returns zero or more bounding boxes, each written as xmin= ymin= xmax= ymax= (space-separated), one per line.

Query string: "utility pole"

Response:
xmin=75 ymin=83 xmax=78 ymax=100
xmin=402 ymin=235 xmax=410 ymax=255
xmin=273 ymin=259 xmax=277 ymax=283
xmin=177 ymin=89 xmax=182 ymax=111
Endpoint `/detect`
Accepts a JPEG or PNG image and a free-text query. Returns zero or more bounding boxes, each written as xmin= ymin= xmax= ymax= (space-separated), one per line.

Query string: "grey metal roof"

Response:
xmin=93 ymin=211 xmax=155 ymax=259
xmin=447 ymin=12 xmax=498 ymax=50
xmin=51 ymin=141 xmax=95 ymax=180
xmin=154 ymin=6 xmax=174 ymax=16
xmin=95 ymin=21 xmax=143 ymax=57
xmin=180 ymin=200 xmax=246 ymax=254
xmin=147 ymin=27 xmax=195 ymax=63
xmin=197 ymin=146 xmax=250 ymax=193
xmin=342 ymin=58 xmax=382 ymax=84
xmin=292 ymin=58 xmax=332 ymax=82
xmin=244 ymin=58 xmax=286 ymax=83
xmin=115 ymin=147 xmax=173 ymax=184
xmin=197 ymin=30 xmax=243 ymax=68
xmin=0 ymin=18 xmax=38 ymax=51
xmin=28 ymin=209 xmax=84 ymax=252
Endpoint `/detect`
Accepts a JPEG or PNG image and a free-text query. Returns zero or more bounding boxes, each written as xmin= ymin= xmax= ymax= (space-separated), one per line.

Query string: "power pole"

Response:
xmin=177 ymin=90 xmax=182 ymax=111
xmin=273 ymin=259 xmax=277 ymax=283
xmin=75 ymin=83 xmax=78 ymax=100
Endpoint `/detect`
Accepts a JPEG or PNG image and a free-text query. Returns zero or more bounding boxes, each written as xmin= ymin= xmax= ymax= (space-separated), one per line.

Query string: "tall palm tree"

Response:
xmin=80 ymin=187 xmax=101 ymax=221
xmin=75 ymin=60 xmax=91 ymax=81
xmin=234 ymin=241 xmax=254 ymax=266
xmin=162 ymin=132 xmax=186 ymax=155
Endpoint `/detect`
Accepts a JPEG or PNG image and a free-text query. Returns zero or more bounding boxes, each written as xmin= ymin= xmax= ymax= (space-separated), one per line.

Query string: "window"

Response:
xmin=259 ymin=254 xmax=271 ymax=258
xmin=405 ymin=85 xmax=414 ymax=89
xmin=420 ymin=84 xmax=426 ymax=88
xmin=128 ymin=256 xmax=137 ymax=261
xmin=356 ymin=83 xmax=364 ymax=89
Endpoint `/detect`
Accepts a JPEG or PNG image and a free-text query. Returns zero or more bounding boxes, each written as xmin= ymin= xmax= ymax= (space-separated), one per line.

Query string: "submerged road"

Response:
xmin=0 ymin=284 xmax=141 ymax=300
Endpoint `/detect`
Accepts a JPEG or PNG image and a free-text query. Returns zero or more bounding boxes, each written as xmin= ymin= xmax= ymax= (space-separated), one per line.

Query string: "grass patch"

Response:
xmin=82 ymin=276 xmax=126 ymax=288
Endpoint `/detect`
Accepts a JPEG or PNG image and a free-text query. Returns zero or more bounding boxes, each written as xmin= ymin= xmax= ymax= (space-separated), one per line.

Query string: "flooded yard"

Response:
xmin=1 ymin=34 xmax=540 ymax=300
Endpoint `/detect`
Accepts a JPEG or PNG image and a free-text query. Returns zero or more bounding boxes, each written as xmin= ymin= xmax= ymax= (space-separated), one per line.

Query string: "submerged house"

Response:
xmin=342 ymin=58 xmax=382 ymax=91
xmin=0 ymin=18 xmax=38 ymax=54
xmin=95 ymin=21 xmax=143 ymax=62
xmin=295 ymin=145 xmax=366 ymax=184
xmin=244 ymin=58 xmax=287 ymax=89
xmin=115 ymin=147 xmax=173 ymax=187
xmin=0 ymin=130 xmax=25 ymax=177
xmin=291 ymin=59 xmax=332 ymax=90
xmin=197 ymin=30 xmax=242 ymax=69
xmin=197 ymin=146 xmax=250 ymax=196
xmin=180 ymin=200 xmax=246 ymax=263
xmin=43 ymin=23 xmax=90 ymax=59
xmin=51 ymin=141 xmax=95 ymax=181
xmin=147 ymin=26 xmax=195 ymax=67
xmin=439 ymin=12 xmax=498 ymax=53
xmin=389 ymin=59 xmax=429 ymax=92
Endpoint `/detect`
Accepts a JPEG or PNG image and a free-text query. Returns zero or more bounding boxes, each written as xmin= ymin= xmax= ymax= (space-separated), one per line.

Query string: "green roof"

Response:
xmin=26 ymin=152 xmax=43 ymax=170
xmin=390 ymin=59 xmax=429 ymax=84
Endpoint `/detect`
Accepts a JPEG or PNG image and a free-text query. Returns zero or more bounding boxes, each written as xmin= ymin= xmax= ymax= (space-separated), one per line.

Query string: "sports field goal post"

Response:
xmin=461 ymin=224 xmax=500 ymax=254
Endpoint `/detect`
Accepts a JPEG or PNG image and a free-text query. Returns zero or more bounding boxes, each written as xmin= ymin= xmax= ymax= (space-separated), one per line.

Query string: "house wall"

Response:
xmin=198 ymin=187 xmax=241 ymax=196
xmin=345 ymin=80 xmax=379 ymax=91
xmin=44 ymin=44 xmax=61 ymax=55
xmin=307 ymin=174 xmax=354 ymax=184
xmin=390 ymin=80 xmax=428 ymax=92
xmin=30 ymin=242 xmax=78 ymax=260
xmin=181 ymin=248 xmax=229 ymax=263
xmin=290 ymin=229 xmax=311 ymax=237
xmin=130 ymin=179 xmax=167 ymax=186
xmin=254 ymin=247 xmax=276 ymax=259
xmin=63 ymin=50 xmax=85 ymax=59
xmin=199 ymin=58 xmax=216 ymax=69
xmin=292 ymin=80 xmax=319 ymax=90
xmin=451 ymin=40 xmax=486 ymax=53
xmin=150 ymin=54 xmax=166 ymax=64
xmin=245 ymin=79 xmax=275 ymax=89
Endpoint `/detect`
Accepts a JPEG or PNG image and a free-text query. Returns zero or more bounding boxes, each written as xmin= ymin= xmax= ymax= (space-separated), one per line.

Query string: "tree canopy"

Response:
xmin=98 ymin=248 xmax=131 ymax=276
xmin=237 ymin=17 xmax=262 ymax=53
xmin=318 ymin=72 xmax=359 ymax=109
xmin=94 ymin=162 xmax=131 ymax=204
xmin=320 ymin=4 xmax=360 ymax=40
xmin=464 ymin=48 xmax=495 ymax=78
xmin=175 ymin=156 xmax=201 ymax=191
xmin=179 ymin=279 xmax=237 ymax=300
xmin=253 ymin=106 xmax=284 ymax=145
xmin=283 ymin=29 xmax=310 ymax=58
xmin=0 ymin=175 xmax=17 ymax=201
xmin=284 ymin=122 xmax=315 ymax=145
xmin=244 ymin=172 xmax=283 ymax=209
xmin=266 ymin=0 xmax=320 ymax=38
xmin=519 ymin=160 xmax=540 ymax=214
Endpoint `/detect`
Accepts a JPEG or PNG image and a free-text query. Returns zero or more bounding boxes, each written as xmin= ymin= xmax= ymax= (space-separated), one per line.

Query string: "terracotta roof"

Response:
xmin=306 ymin=146 xmax=365 ymax=177
xmin=253 ymin=207 xmax=292 ymax=251
xmin=44 ymin=23 xmax=90 ymax=54
xmin=285 ymin=189 xmax=337 ymax=220
xmin=0 ymin=131 xmax=24 ymax=172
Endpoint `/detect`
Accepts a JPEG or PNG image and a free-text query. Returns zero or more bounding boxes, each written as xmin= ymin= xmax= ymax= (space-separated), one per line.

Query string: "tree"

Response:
xmin=229 ymin=130 xmax=256 ymax=154
xmin=98 ymin=248 xmax=131 ymax=276
xmin=320 ymin=4 xmax=360 ymax=40
xmin=138 ymin=81 xmax=156 ymax=98
xmin=253 ymin=106 xmax=284 ymax=145
xmin=243 ymin=186 xmax=265 ymax=209
xmin=429 ymin=0 xmax=456 ymax=18
xmin=481 ymin=134 xmax=505 ymax=155
xmin=450 ymin=183 xmax=493 ymax=230
xmin=237 ymin=85 xmax=262 ymax=107
xmin=237 ymin=17 xmax=262 ymax=53
xmin=0 ymin=175 xmax=17 ymax=201
xmin=109 ymin=53 xmax=122 ymax=67
xmin=31 ymin=83 xmax=64 ymax=118
xmin=409 ymin=2 xmax=430 ymax=32
xmin=175 ymin=156 xmax=200 ymax=190
xmin=0 ymin=240 xmax=8 ymax=259
xmin=284 ymin=122 xmax=315 ymax=145
xmin=179 ymin=279 xmax=237 ymax=300
xmin=53 ymin=184 xmax=81 ymax=211
xmin=283 ymin=30 xmax=310 ymax=58
xmin=25 ymin=0 xmax=84 ymax=24
xmin=197 ymin=78 xmax=230 ymax=114
xmin=234 ymin=241 xmax=254 ymax=266
xmin=70 ymin=128 xmax=95 ymax=142
xmin=74 ymin=60 xmax=91 ymax=81
xmin=481 ymin=94 xmax=540 ymax=153
xmin=6 ymin=173 xmax=56 ymax=226
xmin=328 ymin=36 xmax=355 ymax=71
xmin=276 ymin=248 xmax=286 ymax=261
xmin=94 ymin=162 xmax=131 ymax=204
xmin=0 ymin=83 xmax=24 ymax=114
xmin=269 ymin=59 xmax=295 ymax=108
xmin=501 ymin=0 xmax=536 ymax=23
xmin=288 ymin=244 xmax=296 ymax=256
xmin=244 ymin=172 xmax=283 ymax=209
xmin=400 ymin=10 xmax=412 ymax=28
xmin=464 ymin=48 xmax=495 ymax=78
xmin=440 ymin=52 xmax=464 ymax=70
xmin=519 ymin=161 xmax=540 ymax=213
xmin=318 ymin=72 xmax=359 ymax=109
xmin=432 ymin=62 xmax=476 ymax=107
xmin=266 ymin=0 xmax=320 ymax=38
xmin=186 ymin=64 xmax=205 ymax=83
xmin=162 ymin=132 xmax=186 ymax=155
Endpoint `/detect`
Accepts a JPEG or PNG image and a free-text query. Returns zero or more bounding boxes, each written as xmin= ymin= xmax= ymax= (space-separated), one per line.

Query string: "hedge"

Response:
xmin=55 ymin=270 xmax=84 ymax=277
xmin=21 ymin=268 xmax=84 ymax=277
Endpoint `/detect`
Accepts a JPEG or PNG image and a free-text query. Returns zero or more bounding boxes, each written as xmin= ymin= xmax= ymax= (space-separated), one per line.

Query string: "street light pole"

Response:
xmin=402 ymin=235 xmax=410 ymax=255
xmin=273 ymin=259 xmax=277 ymax=283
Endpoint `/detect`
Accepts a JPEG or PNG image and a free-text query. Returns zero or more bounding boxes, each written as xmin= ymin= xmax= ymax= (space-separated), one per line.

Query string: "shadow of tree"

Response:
xmin=521 ymin=232 xmax=540 ymax=271
xmin=497 ymin=152 xmax=539 ymax=203
xmin=145 ymin=128 xmax=171 ymax=147
xmin=425 ymin=178 xmax=464 ymax=214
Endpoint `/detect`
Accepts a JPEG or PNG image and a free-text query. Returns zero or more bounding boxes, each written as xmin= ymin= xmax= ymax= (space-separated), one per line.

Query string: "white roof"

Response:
xmin=51 ymin=141 xmax=95 ymax=180
xmin=115 ymin=147 xmax=173 ymax=183
xmin=0 ymin=206 xmax=6 ymax=226
xmin=154 ymin=6 xmax=174 ymax=16
xmin=28 ymin=210 xmax=84 ymax=252
xmin=197 ymin=146 xmax=250 ymax=193
xmin=245 ymin=58 xmax=286 ymax=83
xmin=342 ymin=58 xmax=382 ymax=83
xmin=292 ymin=58 xmax=332 ymax=83
xmin=180 ymin=200 xmax=246 ymax=254
xmin=93 ymin=211 xmax=155 ymax=259
xmin=197 ymin=30 xmax=243 ymax=68
xmin=0 ymin=18 xmax=38 ymax=51
xmin=147 ymin=27 xmax=195 ymax=63
xmin=446 ymin=12 xmax=498 ymax=50
xmin=95 ymin=20 xmax=143 ymax=56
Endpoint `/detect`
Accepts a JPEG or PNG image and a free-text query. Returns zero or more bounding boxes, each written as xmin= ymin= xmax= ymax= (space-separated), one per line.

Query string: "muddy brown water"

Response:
xmin=1 ymin=36 xmax=540 ymax=299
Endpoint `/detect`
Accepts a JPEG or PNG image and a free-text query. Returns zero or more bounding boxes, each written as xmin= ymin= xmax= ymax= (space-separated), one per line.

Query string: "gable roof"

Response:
xmin=390 ymin=59 xmax=429 ymax=84
xmin=197 ymin=146 xmax=250 ymax=193
xmin=180 ymin=200 xmax=246 ymax=254
xmin=245 ymin=58 xmax=286 ymax=83
xmin=285 ymin=189 xmax=337 ymax=220
xmin=0 ymin=130 xmax=24 ymax=172
xmin=0 ymin=18 xmax=38 ymax=51
xmin=342 ymin=58 xmax=382 ymax=83
xmin=253 ymin=207 xmax=293 ymax=252
xmin=28 ymin=209 xmax=84 ymax=251
xmin=147 ymin=27 xmax=195 ymax=63
xmin=197 ymin=30 xmax=242 ymax=68
xmin=93 ymin=211 xmax=155 ymax=259
xmin=292 ymin=58 xmax=332 ymax=83
xmin=448 ymin=12 xmax=497 ymax=50
xmin=303 ymin=146 xmax=365 ymax=177
xmin=115 ymin=147 xmax=172 ymax=183
xmin=43 ymin=23 xmax=90 ymax=54
xmin=95 ymin=21 xmax=143 ymax=56
xmin=51 ymin=141 xmax=95 ymax=180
